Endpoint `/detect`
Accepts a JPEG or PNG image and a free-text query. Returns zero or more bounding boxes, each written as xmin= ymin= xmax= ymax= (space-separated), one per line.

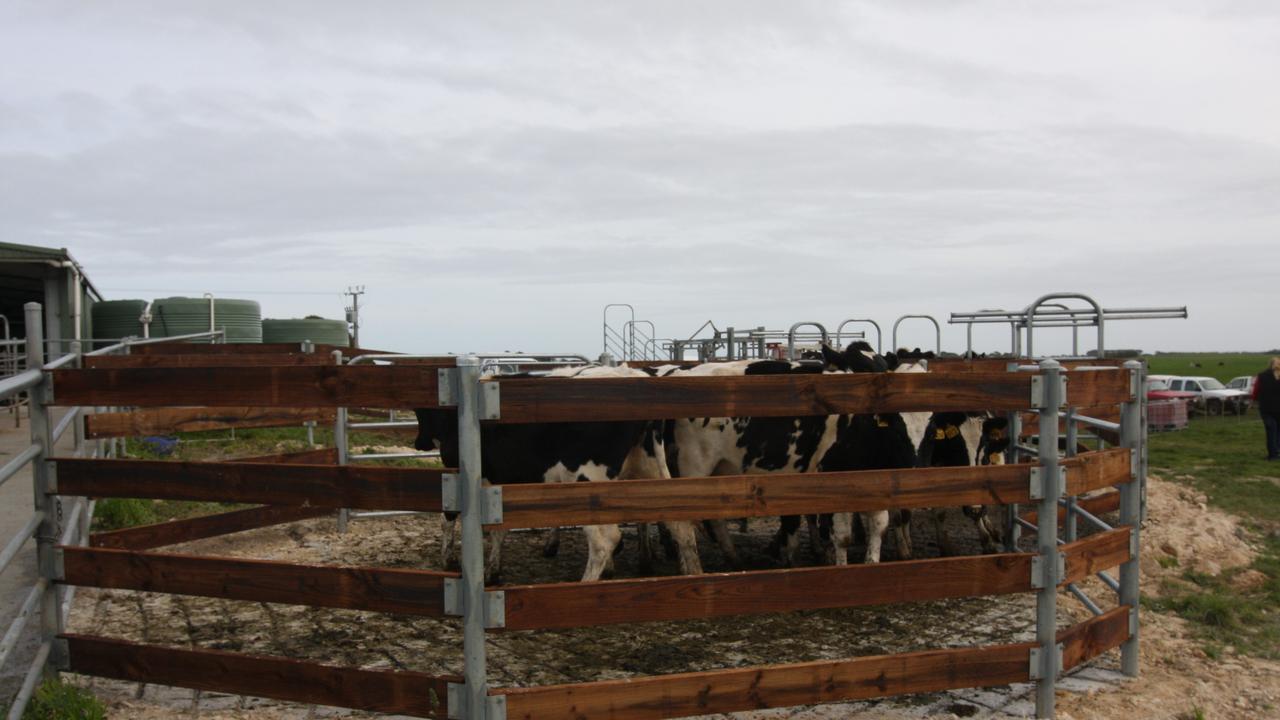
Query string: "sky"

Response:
xmin=2 ymin=1 xmax=1278 ymax=356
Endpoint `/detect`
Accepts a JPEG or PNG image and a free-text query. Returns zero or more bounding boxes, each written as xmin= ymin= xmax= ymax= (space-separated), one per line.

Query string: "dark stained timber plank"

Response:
xmin=54 ymin=458 xmax=446 ymax=511
xmin=496 ymin=642 xmax=1033 ymax=719
xmin=51 ymin=365 xmax=440 ymax=408
xmin=490 ymin=372 xmax=1036 ymax=423
xmin=1060 ymin=605 xmax=1131 ymax=671
xmin=62 ymin=634 xmax=455 ymax=717
xmin=495 ymin=463 xmax=1034 ymax=530
xmin=1065 ymin=370 xmax=1134 ymax=408
xmin=89 ymin=505 xmax=331 ymax=550
xmin=85 ymin=353 xmax=337 ymax=368
xmin=59 ymin=547 xmax=455 ymax=617
xmin=233 ymin=447 xmax=340 ymax=465
xmin=85 ymin=406 xmax=337 ymax=438
xmin=502 ymin=553 xmax=1034 ymax=630
xmin=1060 ymin=527 xmax=1132 ymax=586
xmin=1063 ymin=448 xmax=1134 ymax=496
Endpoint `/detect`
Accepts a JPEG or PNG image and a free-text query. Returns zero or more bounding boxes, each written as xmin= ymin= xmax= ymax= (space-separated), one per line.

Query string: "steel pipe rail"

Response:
xmin=0 ymin=578 xmax=48 ymax=671
xmin=0 ymin=513 xmax=43 ymax=577
xmin=52 ymin=406 xmax=81 ymax=443
xmin=952 ymin=306 xmax=1187 ymax=320
xmin=0 ymin=368 xmax=41 ymax=399
xmin=0 ymin=443 xmax=41 ymax=489
xmin=348 ymin=452 xmax=438 ymax=461
xmin=890 ymin=314 xmax=941 ymax=353
xmin=1064 ymin=412 xmax=1121 ymax=433
xmin=835 ymin=319 xmax=881 ymax=353
xmin=786 ymin=322 xmax=829 ymax=361
xmin=6 ymin=640 xmax=52 ymax=720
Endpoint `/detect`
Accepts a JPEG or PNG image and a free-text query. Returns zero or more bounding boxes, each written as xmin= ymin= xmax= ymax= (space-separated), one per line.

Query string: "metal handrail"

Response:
xmin=890 ymin=314 xmax=941 ymax=353
xmin=0 ymin=443 xmax=42 ymax=488
xmin=834 ymin=319 xmax=881 ymax=353
xmin=786 ymin=322 xmax=829 ymax=361
xmin=1026 ymin=293 xmax=1104 ymax=359
xmin=0 ymin=512 xmax=42 ymax=577
xmin=0 ymin=369 xmax=41 ymax=400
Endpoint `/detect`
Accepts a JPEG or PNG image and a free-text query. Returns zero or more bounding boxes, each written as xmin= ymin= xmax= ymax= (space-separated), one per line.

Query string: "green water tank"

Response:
xmin=91 ymin=299 xmax=147 ymax=341
xmin=261 ymin=317 xmax=350 ymax=347
xmin=150 ymin=297 xmax=262 ymax=343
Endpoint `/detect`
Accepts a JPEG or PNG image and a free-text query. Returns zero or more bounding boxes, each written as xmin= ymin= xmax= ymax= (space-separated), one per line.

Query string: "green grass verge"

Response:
xmin=94 ymin=424 xmax=436 ymax=531
xmin=3 ymin=679 xmax=106 ymax=720
xmin=1145 ymin=353 xmax=1273 ymax=383
xmin=1147 ymin=408 xmax=1280 ymax=659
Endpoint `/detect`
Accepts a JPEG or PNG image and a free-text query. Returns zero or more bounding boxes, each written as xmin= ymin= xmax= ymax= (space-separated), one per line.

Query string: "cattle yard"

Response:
xmin=3 ymin=301 xmax=1149 ymax=720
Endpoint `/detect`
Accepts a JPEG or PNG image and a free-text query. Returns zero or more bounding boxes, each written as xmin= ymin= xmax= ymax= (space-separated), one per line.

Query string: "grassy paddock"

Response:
xmin=1147 ymin=407 xmax=1280 ymax=659
xmin=94 ymin=423 xmax=436 ymax=532
xmin=1145 ymin=353 xmax=1273 ymax=383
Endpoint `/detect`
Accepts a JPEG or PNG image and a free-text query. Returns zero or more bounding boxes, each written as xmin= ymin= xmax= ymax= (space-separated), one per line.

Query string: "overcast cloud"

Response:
xmin=2 ymin=1 xmax=1277 ymax=355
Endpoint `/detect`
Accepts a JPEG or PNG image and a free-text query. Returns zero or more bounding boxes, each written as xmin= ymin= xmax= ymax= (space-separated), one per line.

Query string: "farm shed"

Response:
xmin=0 ymin=242 xmax=102 ymax=350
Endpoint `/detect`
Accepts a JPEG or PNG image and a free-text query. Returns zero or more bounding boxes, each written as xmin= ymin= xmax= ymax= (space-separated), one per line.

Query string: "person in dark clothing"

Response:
xmin=1252 ymin=357 xmax=1280 ymax=460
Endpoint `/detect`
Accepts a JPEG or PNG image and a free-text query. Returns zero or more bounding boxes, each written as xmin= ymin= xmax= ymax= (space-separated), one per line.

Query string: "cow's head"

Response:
xmin=819 ymin=341 xmax=887 ymax=373
xmin=413 ymin=408 xmax=460 ymax=468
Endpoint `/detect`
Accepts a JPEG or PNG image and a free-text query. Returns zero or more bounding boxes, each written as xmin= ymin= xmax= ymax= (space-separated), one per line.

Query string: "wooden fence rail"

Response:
xmin=58 ymin=546 xmax=456 ymax=617
xmin=51 ymin=365 xmax=441 ymax=408
xmin=54 ymin=458 xmax=447 ymax=511
xmin=49 ymin=365 xmax=1131 ymax=416
xmin=492 ymin=448 xmax=1131 ymax=530
xmin=502 ymin=553 xmax=1034 ymax=630
xmin=494 ymin=606 xmax=1130 ymax=720
xmin=61 ymin=634 xmax=455 ymax=718
xmin=85 ymin=406 xmax=336 ymax=438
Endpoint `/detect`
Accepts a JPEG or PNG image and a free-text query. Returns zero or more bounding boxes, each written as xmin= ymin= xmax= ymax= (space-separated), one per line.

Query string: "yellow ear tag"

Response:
xmin=989 ymin=429 xmax=1005 ymax=441
xmin=876 ymin=416 xmax=890 ymax=428
xmin=934 ymin=428 xmax=947 ymax=440
xmin=944 ymin=425 xmax=960 ymax=439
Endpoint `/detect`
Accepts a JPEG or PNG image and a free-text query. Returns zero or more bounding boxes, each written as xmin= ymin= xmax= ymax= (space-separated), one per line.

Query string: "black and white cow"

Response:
xmin=890 ymin=354 xmax=1011 ymax=557
xmin=413 ymin=365 xmax=701 ymax=583
xmin=656 ymin=342 xmax=918 ymax=568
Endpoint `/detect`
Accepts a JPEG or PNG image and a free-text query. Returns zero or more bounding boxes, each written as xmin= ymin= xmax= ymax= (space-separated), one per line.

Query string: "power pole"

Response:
xmin=344 ymin=286 xmax=365 ymax=348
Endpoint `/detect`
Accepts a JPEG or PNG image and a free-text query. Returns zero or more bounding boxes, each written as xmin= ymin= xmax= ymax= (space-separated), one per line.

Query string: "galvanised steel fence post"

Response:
xmin=24 ymin=302 xmax=63 ymax=677
xmin=333 ymin=350 xmax=350 ymax=533
xmin=1034 ymin=358 xmax=1064 ymax=719
xmin=1119 ymin=360 xmax=1143 ymax=676
xmin=1003 ymin=361 xmax=1023 ymax=552
xmin=454 ymin=356 xmax=497 ymax=719
xmin=1063 ymin=404 xmax=1078 ymax=543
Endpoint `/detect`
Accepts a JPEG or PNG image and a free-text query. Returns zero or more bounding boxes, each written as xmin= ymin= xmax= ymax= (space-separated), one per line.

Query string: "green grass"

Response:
xmin=93 ymin=423 xmax=435 ymax=531
xmin=1147 ymin=407 xmax=1280 ymax=659
xmin=1145 ymin=353 xmax=1273 ymax=383
xmin=3 ymin=679 xmax=106 ymax=720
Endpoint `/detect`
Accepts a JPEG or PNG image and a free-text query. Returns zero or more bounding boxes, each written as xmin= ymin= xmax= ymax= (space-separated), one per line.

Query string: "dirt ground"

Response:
xmin=62 ymin=475 xmax=1279 ymax=719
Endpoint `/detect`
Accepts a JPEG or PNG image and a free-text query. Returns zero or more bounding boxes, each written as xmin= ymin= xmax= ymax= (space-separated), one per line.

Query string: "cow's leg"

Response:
xmin=861 ymin=510 xmax=889 ymax=563
xmin=964 ymin=506 xmax=1002 ymax=554
xmin=440 ymin=514 xmax=460 ymax=571
xmin=662 ymin=521 xmax=702 ymax=575
xmin=541 ymin=527 xmax=561 ymax=558
xmin=581 ymin=524 xmax=623 ymax=581
xmin=806 ymin=514 xmax=825 ymax=558
xmin=829 ymin=512 xmax=855 ymax=565
xmin=770 ymin=515 xmax=804 ymax=566
xmin=896 ymin=507 xmax=916 ymax=558
xmin=485 ymin=529 xmax=507 ymax=584
xmin=932 ymin=507 xmax=958 ymax=556
xmin=707 ymin=520 xmax=743 ymax=570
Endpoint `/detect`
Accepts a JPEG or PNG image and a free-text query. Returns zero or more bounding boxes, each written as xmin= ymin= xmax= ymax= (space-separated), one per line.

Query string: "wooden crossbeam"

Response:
xmin=502 ymin=553 xmax=1033 ymax=630
xmin=62 ymin=634 xmax=454 ymax=717
xmin=59 ymin=546 xmax=454 ymax=617
xmin=54 ymin=458 xmax=446 ymax=511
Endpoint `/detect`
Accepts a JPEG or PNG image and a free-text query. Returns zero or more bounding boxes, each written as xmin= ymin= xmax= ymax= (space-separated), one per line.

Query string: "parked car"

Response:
xmin=1161 ymin=375 xmax=1250 ymax=414
xmin=1226 ymin=375 xmax=1256 ymax=396
xmin=1145 ymin=376 xmax=1197 ymax=402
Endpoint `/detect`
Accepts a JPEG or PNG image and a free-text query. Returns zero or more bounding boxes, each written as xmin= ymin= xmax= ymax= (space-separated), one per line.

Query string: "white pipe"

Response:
xmin=203 ymin=292 xmax=216 ymax=334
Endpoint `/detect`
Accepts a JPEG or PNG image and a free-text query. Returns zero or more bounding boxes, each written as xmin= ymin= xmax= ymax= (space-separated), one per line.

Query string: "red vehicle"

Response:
xmin=1146 ymin=376 xmax=1198 ymax=402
